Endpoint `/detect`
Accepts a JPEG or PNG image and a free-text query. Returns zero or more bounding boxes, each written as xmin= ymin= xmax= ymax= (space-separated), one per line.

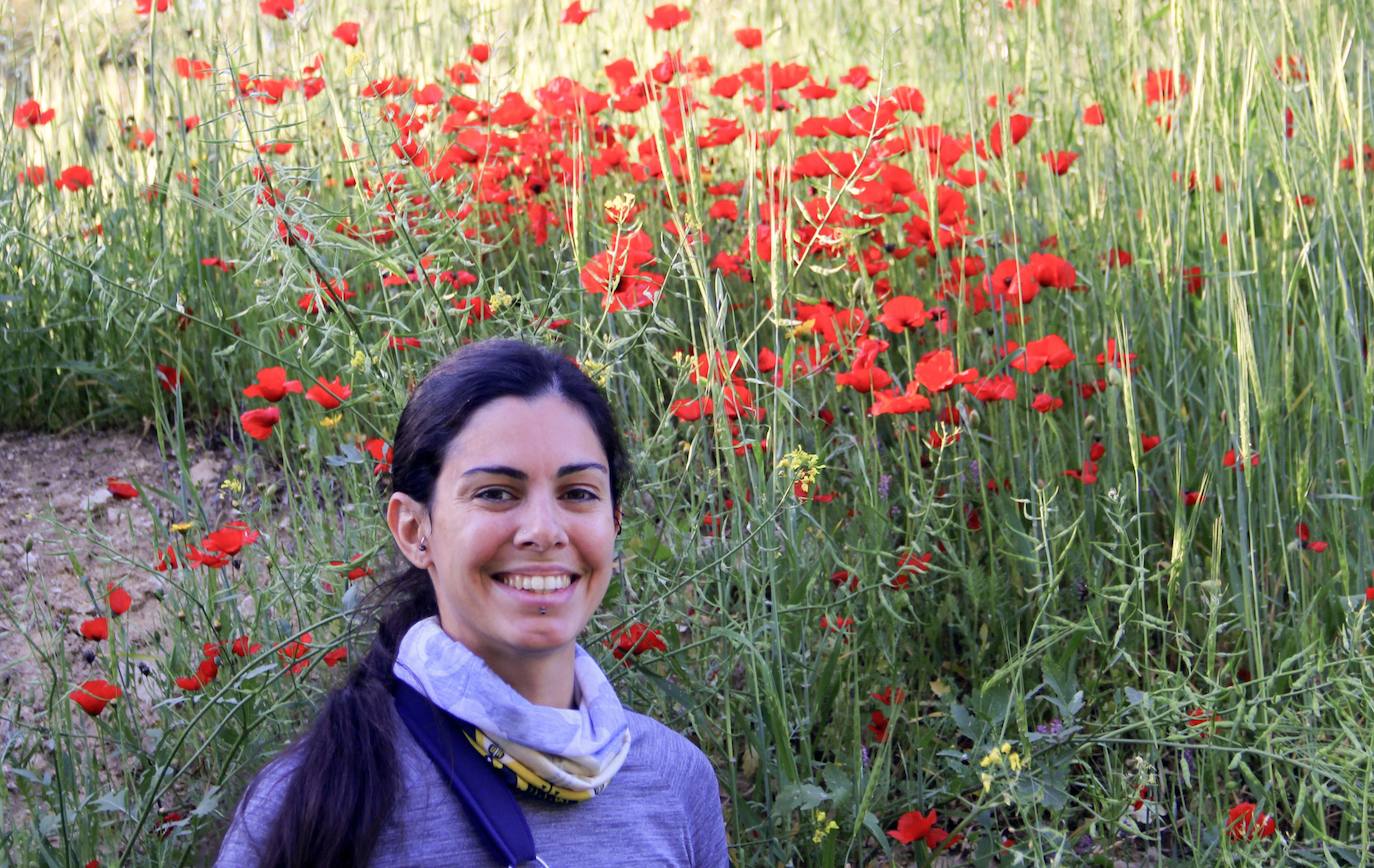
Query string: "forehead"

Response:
xmin=440 ymin=393 xmax=608 ymax=473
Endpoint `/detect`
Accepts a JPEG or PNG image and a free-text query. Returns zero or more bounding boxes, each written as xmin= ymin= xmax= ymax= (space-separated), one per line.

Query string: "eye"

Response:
xmin=563 ymin=487 xmax=600 ymax=502
xmin=474 ymin=487 xmax=514 ymax=502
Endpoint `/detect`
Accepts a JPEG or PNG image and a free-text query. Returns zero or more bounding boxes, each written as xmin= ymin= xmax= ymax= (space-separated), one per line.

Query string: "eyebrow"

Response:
xmin=462 ymin=462 xmax=608 ymax=480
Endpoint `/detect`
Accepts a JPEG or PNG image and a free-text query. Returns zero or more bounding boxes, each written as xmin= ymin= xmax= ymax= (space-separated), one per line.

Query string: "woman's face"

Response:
xmin=422 ymin=393 xmax=617 ymax=667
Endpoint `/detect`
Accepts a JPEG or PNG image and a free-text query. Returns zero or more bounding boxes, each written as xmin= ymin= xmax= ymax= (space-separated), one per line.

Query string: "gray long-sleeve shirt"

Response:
xmin=216 ymin=705 xmax=730 ymax=866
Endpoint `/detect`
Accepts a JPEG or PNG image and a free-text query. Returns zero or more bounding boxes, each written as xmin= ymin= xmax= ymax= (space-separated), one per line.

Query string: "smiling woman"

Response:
xmin=215 ymin=339 xmax=728 ymax=867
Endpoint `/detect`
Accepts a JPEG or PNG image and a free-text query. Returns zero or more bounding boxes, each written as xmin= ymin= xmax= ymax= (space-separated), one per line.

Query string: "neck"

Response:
xmin=433 ymin=623 xmax=578 ymax=708
xmin=486 ymin=647 xmax=577 ymax=709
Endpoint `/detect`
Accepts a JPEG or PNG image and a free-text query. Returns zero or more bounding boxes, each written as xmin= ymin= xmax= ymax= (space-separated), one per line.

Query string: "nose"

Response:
xmin=513 ymin=490 xmax=568 ymax=550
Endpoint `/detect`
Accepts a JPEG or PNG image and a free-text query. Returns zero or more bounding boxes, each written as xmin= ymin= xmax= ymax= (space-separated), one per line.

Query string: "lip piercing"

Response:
xmin=538 ymin=607 xmax=547 ymax=616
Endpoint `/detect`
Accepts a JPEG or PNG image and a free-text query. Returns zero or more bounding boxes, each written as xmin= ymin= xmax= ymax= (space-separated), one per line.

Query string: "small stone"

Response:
xmin=78 ymin=489 xmax=113 ymax=511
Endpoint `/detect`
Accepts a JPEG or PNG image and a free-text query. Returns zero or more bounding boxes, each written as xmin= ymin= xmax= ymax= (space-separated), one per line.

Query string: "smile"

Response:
xmin=493 ymin=573 xmax=578 ymax=593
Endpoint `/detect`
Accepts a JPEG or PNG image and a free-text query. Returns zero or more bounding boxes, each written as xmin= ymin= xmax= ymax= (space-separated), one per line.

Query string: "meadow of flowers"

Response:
xmin=2 ymin=0 xmax=1373 ymax=863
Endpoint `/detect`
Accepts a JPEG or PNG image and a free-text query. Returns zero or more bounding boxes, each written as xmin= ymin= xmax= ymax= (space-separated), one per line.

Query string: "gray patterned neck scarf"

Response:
xmin=394 ymin=616 xmax=632 ymax=797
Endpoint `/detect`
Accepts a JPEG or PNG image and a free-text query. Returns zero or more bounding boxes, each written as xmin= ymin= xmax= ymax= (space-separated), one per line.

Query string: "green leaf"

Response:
xmin=776 ymin=782 xmax=829 ymax=816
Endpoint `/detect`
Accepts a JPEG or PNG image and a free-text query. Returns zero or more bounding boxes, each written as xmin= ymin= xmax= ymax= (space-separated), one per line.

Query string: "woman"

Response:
xmin=217 ymin=339 xmax=729 ymax=867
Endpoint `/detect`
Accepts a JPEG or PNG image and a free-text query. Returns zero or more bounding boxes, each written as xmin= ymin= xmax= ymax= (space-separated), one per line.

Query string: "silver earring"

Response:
xmin=418 ymin=536 xmax=428 ymax=552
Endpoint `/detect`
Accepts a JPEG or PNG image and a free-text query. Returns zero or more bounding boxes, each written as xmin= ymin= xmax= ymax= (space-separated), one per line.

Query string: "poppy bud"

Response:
xmin=1083 ymin=414 xmax=1096 ymax=429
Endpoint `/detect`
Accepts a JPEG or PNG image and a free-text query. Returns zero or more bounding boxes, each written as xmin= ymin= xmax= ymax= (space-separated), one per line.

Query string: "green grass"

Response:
xmin=2 ymin=0 xmax=1373 ymax=863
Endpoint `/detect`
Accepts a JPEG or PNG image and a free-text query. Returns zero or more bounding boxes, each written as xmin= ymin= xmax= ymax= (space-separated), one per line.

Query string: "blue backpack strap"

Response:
xmin=393 ymin=679 xmax=540 ymax=866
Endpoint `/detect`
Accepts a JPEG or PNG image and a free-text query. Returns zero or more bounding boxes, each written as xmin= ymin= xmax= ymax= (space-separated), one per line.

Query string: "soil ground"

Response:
xmin=0 ymin=431 xmax=232 ymax=794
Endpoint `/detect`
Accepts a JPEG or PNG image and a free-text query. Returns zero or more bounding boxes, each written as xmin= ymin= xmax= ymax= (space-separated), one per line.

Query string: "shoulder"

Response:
xmin=214 ymin=750 xmax=304 ymax=867
xmin=621 ymin=709 xmax=729 ymax=866
xmin=624 ymin=709 xmax=716 ymax=782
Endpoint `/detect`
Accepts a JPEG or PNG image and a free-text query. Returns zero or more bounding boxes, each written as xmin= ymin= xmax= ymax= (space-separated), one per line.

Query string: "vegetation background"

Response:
xmin=1 ymin=0 xmax=1371 ymax=863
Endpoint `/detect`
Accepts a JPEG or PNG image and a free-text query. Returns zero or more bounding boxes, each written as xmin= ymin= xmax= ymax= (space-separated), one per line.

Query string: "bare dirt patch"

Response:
xmin=0 ymin=430 xmax=230 ymax=703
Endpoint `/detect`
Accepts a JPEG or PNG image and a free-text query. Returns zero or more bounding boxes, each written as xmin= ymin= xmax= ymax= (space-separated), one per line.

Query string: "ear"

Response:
xmin=387 ymin=493 xmax=431 ymax=568
xmin=613 ymin=504 xmax=622 ymax=535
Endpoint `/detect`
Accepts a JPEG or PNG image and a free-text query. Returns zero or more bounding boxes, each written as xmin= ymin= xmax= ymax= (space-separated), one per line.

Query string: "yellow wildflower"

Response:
xmin=777 ymin=446 xmax=822 ymax=494
xmin=604 ymin=192 xmax=637 ymax=224
xmin=580 ymin=358 xmax=611 ymax=388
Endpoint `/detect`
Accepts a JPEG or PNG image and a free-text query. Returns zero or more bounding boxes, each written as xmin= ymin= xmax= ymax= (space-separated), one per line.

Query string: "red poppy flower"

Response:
xmin=172 ymin=57 xmax=212 ymax=79
xmin=324 ymin=646 xmax=349 ymax=667
xmin=608 ymin=623 xmax=668 ymax=662
xmin=840 ymin=65 xmax=873 ymax=89
xmin=868 ymin=382 xmax=932 ymax=417
xmin=1106 ymin=248 xmax=1133 ymax=267
xmin=202 ymin=521 xmax=260 ymax=556
xmin=13 ymin=99 xmax=55 ymax=128
xmin=240 ymin=406 xmax=281 ymax=441
xmin=1063 ymin=459 xmax=1099 ymax=485
xmin=669 ymin=397 xmax=712 ymax=422
xmin=1140 ymin=434 xmax=1161 ymax=453
xmin=878 ymin=296 xmax=931 ymax=332
xmin=332 ymin=21 xmax=360 ymax=45
xmin=986 ymin=114 xmax=1033 ymax=158
xmin=888 ymin=809 xmax=941 ymax=846
xmin=1183 ymin=490 xmax=1205 ymax=507
xmin=18 ymin=165 xmax=46 ymax=185
xmin=231 ymin=635 xmax=263 ymax=656
xmin=1141 ymin=69 xmax=1190 ymax=105
xmin=966 ymin=374 xmax=1017 ymax=402
xmin=105 ymin=477 xmax=139 ymax=499
xmin=1226 ymin=802 xmax=1276 ymax=841
xmin=154 ymin=545 xmax=178 ymax=571
xmin=707 ymin=198 xmax=738 ymax=220
xmin=199 ymin=257 xmax=234 ymax=273
xmin=259 ymin=0 xmax=294 ymax=18
xmin=70 ymin=679 xmax=122 ymax=717
xmin=914 ymin=348 xmax=978 ymax=394
xmin=561 ymin=1 xmax=594 ymax=24
xmin=55 ymin=165 xmax=94 ymax=191
xmin=1296 ymin=523 xmax=1328 ymax=553
xmin=80 ymin=617 xmax=109 ymax=641
xmin=187 ymin=545 xmax=231 ymax=569
xmin=1095 ymin=338 xmax=1136 ymax=371
xmin=1010 ymin=334 xmax=1076 ymax=373
xmin=835 ymin=362 xmax=893 ymax=394
xmin=364 ymin=438 xmax=394 ymax=475
xmin=108 ymin=583 xmax=132 ymax=616
xmin=305 ymin=376 xmax=352 ymax=409
xmin=279 ymin=632 xmax=313 ymax=664
xmin=1186 ymin=707 xmax=1220 ymax=736
xmin=1040 ymin=150 xmax=1079 ymax=175
xmin=580 ymin=231 xmax=664 ymax=312
xmin=867 ymin=709 xmax=889 ymax=741
xmin=644 ymin=3 xmax=690 ymax=30
xmin=734 ymin=27 xmax=762 ymax=48
xmin=819 ymin=615 xmax=854 ymax=633
xmin=1031 ymin=393 xmax=1063 ymax=413
xmin=134 ymin=0 xmax=171 ymax=12
xmin=243 ymin=367 xmax=303 ymax=402
xmin=1222 ymin=448 xmax=1260 ymax=470
xmin=1083 ymin=103 xmax=1105 ymax=125
xmin=176 ymin=656 xmax=219 ymax=691
xmin=391 ymin=133 xmax=429 ymax=166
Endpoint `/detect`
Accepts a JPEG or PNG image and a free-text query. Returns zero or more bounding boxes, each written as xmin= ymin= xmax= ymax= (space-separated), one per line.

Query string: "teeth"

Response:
xmin=498 ymin=573 xmax=573 ymax=593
